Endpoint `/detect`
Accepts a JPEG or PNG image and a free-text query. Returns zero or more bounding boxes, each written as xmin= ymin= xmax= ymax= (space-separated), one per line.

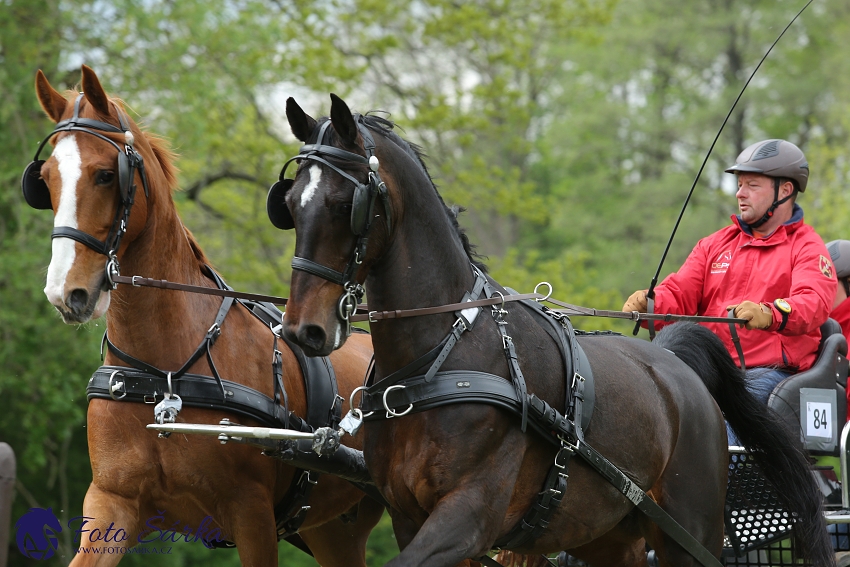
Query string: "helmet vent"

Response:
xmin=800 ymin=161 xmax=809 ymax=171
xmin=828 ymin=241 xmax=841 ymax=262
xmin=753 ymin=140 xmax=780 ymax=161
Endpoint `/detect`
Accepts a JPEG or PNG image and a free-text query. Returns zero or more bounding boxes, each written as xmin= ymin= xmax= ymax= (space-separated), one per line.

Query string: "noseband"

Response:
xmin=21 ymin=93 xmax=150 ymax=289
xmin=267 ymin=116 xmax=391 ymax=336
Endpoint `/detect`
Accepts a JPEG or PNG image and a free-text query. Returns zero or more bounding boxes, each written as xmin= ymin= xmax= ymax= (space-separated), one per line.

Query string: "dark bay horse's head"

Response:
xmin=28 ymin=65 xmax=175 ymax=324
xmin=275 ymin=94 xmax=397 ymax=356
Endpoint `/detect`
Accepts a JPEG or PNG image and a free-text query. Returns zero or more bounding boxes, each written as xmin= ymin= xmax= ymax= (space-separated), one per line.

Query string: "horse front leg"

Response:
xmin=299 ymin=496 xmax=385 ymax=567
xmin=67 ymin=483 xmax=142 ymax=567
xmin=383 ymin=479 xmax=516 ymax=567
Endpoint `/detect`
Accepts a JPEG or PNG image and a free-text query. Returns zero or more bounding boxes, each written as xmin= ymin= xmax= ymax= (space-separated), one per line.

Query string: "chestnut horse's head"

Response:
xmin=269 ymin=94 xmax=395 ymax=356
xmin=26 ymin=65 xmax=172 ymax=324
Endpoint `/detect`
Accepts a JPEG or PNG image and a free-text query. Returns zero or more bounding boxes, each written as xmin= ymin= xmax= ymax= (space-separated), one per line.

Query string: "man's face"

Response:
xmin=735 ymin=173 xmax=776 ymax=224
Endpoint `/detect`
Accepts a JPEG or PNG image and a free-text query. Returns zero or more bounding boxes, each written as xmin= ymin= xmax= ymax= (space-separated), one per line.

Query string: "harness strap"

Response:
xmin=526 ymin=396 xmax=723 ymax=567
xmin=291 ymin=256 xmax=345 ymax=286
xmin=361 ymin=374 xmax=721 ymax=565
xmin=274 ymin=469 xmax=318 ymax=539
xmin=51 ymin=226 xmax=110 ymax=255
xmin=727 ymin=309 xmax=746 ymax=371
xmin=369 ymin=267 xmax=489 ymax=389
xmin=105 ymin=294 xmax=234 ymax=401
xmin=87 ymin=366 xmax=310 ymax=430
xmin=272 ymin=333 xmax=291 ymax=430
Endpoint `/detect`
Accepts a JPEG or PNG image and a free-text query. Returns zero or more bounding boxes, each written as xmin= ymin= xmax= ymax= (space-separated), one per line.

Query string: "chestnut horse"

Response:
xmin=274 ymin=93 xmax=832 ymax=567
xmin=29 ymin=66 xmax=382 ymax=567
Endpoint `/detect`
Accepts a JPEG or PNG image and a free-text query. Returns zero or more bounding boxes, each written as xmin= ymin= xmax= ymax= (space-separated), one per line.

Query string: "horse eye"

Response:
xmin=95 ymin=170 xmax=115 ymax=185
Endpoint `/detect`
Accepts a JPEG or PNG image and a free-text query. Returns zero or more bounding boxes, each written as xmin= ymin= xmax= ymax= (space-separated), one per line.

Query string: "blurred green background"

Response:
xmin=2 ymin=0 xmax=850 ymax=564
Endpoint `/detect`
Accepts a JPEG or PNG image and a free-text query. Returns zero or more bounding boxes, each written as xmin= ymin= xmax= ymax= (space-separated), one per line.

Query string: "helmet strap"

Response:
xmin=748 ymin=177 xmax=795 ymax=229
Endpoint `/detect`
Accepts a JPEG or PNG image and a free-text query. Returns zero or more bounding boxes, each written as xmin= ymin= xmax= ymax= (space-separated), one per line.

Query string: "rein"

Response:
xmin=110 ymin=273 xmax=748 ymax=326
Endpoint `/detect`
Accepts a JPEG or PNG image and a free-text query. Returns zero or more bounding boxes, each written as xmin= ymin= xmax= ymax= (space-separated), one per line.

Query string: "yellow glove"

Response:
xmin=726 ymin=301 xmax=773 ymax=330
xmin=623 ymin=289 xmax=648 ymax=313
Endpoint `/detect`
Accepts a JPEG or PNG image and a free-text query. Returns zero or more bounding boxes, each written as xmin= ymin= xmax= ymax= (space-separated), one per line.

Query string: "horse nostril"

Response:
xmin=67 ymin=289 xmax=89 ymax=313
xmin=299 ymin=324 xmax=327 ymax=351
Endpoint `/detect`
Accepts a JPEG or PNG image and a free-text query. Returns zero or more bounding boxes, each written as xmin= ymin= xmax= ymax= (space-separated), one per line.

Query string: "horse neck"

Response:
xmin=366 ymin=155 xmax=476 ymax=374
xmin=106 ymin=184 xmax=223 ymax=368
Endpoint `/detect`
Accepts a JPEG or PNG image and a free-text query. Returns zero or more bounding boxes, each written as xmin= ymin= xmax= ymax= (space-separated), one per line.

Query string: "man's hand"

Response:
xmin=726 ymin=301 xmax=773 ymax=330
xmin=623 ymin=289 xmax=648 ymax=313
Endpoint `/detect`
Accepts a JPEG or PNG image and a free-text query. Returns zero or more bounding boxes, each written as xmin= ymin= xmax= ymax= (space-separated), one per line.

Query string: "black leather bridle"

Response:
xmin=21 ymin=93 xmax=150 ymax=290
xmin=267 ymin=116 xmax=391 ymax=336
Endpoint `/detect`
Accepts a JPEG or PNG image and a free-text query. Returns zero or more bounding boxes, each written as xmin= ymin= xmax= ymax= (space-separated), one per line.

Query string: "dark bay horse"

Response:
xmin=276 ymin=93 xmax=833 ymax=567
xmin=30 ymin=66 xmax=382 ymax=567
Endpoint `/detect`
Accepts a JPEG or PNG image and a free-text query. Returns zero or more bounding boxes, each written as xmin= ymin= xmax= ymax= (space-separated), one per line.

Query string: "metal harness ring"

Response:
xmin=349 ymin=385 xmax=375 ymax=417
xmin=534 ymin=282 xmax=553 ymax=302
xmin=383 ymin=384 xmax=413 ymax=418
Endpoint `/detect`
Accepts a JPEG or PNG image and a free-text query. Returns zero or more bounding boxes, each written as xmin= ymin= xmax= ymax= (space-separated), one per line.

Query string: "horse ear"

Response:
xmin=35 ymin=70 xmax=68 ymax=123
xmin=286 ymin=98 xmax=317 ymax=143
xmin=329 ymin=93 xmax=358 ymax=145
xmin=80 ymin=65 xmax=111 ymax=116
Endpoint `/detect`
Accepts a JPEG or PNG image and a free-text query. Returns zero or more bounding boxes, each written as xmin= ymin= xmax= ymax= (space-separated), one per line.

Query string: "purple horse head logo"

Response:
xmin=15 ymin=507 xmax=62 ymax=560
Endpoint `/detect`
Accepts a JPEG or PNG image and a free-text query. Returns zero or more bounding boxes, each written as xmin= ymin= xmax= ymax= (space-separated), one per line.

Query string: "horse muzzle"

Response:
xmin=47 ymin=283 xmax=110 ymax=324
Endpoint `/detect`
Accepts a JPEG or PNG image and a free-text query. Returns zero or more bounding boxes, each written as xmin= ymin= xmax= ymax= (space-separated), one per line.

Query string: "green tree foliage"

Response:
xmin=0 ymin=1 xmax=105 ymax=563
xmin=3 ymin=0 xmax=850 ymax=565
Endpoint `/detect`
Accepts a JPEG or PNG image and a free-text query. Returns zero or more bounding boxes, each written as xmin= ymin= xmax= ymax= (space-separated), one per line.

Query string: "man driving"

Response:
xmin=623 ymin=139 xmax=836 ymax=444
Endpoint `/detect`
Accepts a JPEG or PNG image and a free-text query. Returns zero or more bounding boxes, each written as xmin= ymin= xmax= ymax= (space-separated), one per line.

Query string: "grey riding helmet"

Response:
xmin=827 ymin=240 xmax=850 ymax=279
xmin=724 ymin=139 xmax=809 ymax=192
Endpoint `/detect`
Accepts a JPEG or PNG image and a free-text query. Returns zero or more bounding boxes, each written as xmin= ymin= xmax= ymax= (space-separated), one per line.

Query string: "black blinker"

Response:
xmin=267 ymin=178 xmax=295 ymax=230
xmin=21 ymin=160 xmax=53 ymax=210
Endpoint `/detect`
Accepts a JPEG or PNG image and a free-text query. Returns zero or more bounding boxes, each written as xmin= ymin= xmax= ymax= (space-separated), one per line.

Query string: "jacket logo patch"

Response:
xmin=711 ymin=250 xmax=733 ymax=274
xmin=820 ymin=255 xmax=834 ymax=279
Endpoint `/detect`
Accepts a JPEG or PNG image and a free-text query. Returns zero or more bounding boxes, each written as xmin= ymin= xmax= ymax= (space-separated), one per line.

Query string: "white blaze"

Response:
xmin=44 ymin=136 xmax=81 ymax=306
xmin=300 ymin=165 xmax=322 ymax=208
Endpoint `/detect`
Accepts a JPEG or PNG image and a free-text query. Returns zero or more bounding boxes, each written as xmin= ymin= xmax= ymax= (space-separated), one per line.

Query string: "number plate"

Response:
xmin=800 ymin=388 xmax=837 ymax=452
xmin=806 ymin=401 xmax=832 ymax=439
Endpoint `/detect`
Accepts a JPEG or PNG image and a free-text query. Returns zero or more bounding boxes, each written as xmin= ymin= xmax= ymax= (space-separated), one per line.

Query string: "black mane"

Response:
xmin=312 ymin=114 xmax=487 ymax=272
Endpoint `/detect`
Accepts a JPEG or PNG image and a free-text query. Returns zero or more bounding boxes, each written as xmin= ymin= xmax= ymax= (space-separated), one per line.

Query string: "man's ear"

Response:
xmin=781 ymin=179 xmax=796 ymax=200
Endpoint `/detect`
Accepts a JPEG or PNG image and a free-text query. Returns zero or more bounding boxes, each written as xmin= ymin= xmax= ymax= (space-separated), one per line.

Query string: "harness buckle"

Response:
xmin=107 ymin=370 xmax=127 ymax=401
xmin=368 ymin=311 xmax=378 ymax=323
xmin=207 ymin=323 xmax=221 ymax=341
xmin=571 ymin=372 xmax=585 ymax=389
xmin=557 ymin=435 xmax=580 ymax=455
xmin=131 ymin=275 xmax=142 ymax=287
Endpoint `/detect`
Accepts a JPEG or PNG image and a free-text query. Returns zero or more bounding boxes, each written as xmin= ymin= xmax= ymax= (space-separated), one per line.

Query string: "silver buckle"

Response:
xmin=107 ymin=370 xmax=127 ymax=400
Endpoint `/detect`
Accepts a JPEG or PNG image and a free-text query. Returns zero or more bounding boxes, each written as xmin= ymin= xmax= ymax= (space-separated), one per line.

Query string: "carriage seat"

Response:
xmin=766 ymin=318 xmax=848 ymax=456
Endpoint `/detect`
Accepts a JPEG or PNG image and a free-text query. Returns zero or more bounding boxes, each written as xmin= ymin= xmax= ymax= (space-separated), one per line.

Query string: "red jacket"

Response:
xmin=831 ymin=299 xmax=850 ymax=349
xmin=830 ymin=300 xmax=850 ymax=421
xmin=652 ymin=205 xmax=836 ymax=371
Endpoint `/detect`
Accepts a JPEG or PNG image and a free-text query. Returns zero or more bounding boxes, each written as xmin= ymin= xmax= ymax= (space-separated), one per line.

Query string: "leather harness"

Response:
xmin=86 ymin=266 xmax=343 ymax=549
xmin=359 ymin=265 xmax=724 ymax=567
